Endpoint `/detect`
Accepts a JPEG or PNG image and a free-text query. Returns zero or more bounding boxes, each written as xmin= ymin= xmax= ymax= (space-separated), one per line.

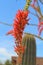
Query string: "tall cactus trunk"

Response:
xmin=22 ymin=34 xmax=36 ymax=65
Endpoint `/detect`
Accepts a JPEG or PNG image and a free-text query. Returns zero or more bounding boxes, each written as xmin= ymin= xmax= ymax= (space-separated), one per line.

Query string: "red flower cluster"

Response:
xmin=7 ymin=10 xmax=29 ymax=54
xmin=14 ymin=45 xmax=25 ymax=55
xmin=38 ymin=22 xmax=43 ymax=35
xmin=13 ymin=10 xmax=29 ymax=43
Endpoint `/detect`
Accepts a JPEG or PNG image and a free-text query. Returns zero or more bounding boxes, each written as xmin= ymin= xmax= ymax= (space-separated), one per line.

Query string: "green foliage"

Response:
xmin=22 ymin=34 xmax=36 ymax=65
xmin=4 ymin=60 xmax=12 ymax=65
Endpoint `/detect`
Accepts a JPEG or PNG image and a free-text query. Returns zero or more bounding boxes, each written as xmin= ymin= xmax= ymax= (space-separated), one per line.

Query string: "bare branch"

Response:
xmin=24 ymin=32 xmax=43 ymax=40
xmin=37 ymin=0 xmax=42 ymax=16
xmin=30 ymin=11 xmax=38 ymax=17
xmin=39 ymin=0 xmax=43 ymax=4
xmin=0 ymin=21 xmax=38 ymax=27
xmin=27 ymin=23 xmax=38 ymax=26
xmin=0 ymin=21 xmax=12 ymax=26
xmin=30 ymin=5 xmax=40 ymax=18
xmin=30 ymin=0 xmax=42 ymax=18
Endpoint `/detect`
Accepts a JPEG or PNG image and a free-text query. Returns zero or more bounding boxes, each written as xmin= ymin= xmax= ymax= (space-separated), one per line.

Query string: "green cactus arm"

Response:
xmin=22 ymin=34 xmax=36 ymax=65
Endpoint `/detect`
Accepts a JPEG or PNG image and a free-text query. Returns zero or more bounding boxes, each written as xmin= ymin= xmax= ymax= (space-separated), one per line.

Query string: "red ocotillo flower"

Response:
xmin=14 ymin=45 xmax=26 ymax=55
xmin=38 ymin=22 xmax=43 ymax=35
xmin=38 ymin=22 xmax=43 ymax=30
xmin=7 ymin=10 xmax=29 ymax=42
xmin=38 ymin=27 xmax=43 ymax=35
xmin=7 ymin=10 xmax=29 ymax=54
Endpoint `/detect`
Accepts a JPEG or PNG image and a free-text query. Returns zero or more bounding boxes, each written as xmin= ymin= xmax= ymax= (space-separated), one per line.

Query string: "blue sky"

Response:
xmin=0 ymin=0 xmax=43 ymax=63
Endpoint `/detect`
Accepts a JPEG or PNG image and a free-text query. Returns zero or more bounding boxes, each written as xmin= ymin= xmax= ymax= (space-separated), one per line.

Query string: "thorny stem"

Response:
xmin=37 ymin=0 xmax=42 ymax=17
xmin=30 ymin=0 xmax=43 ymax=19
xmin=31 ymin=5 xmax=40 ymax=17
xmin=30 ymin=5 xmax=39 ymax=18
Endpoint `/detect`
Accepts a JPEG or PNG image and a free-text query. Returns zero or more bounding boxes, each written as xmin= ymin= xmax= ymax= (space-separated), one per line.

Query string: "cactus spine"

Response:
xmin=22 ymin=34 xmax=36 ymax=65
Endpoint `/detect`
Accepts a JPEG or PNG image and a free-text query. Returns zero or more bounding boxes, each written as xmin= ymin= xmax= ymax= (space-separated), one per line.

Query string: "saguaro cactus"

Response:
xmin=22 ymin=34 xmax=36 ymax=65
